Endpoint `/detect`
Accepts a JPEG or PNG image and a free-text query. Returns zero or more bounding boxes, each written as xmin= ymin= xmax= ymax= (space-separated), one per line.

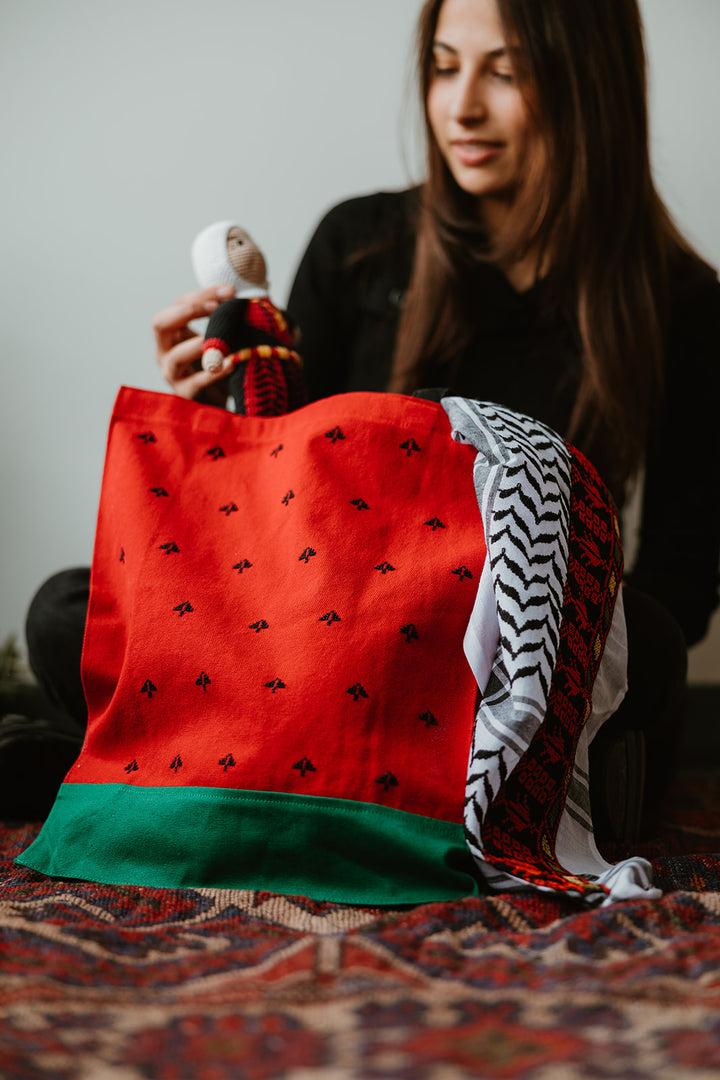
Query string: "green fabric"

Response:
xmin=16 ymin=784 xmax=482 ymax=904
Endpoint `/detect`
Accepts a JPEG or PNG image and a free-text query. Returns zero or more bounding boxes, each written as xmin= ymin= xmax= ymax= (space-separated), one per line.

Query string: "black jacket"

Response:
xmin=288 ymin=188 xmax=720 ymax=646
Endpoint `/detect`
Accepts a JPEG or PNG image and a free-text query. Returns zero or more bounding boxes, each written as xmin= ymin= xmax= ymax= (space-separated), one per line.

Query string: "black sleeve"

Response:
xmin=286 ymin=190 xmax=416 ymax=403
xmin=627 ymin=262 xmax=720 ymax=646
xmin=286 ymin=201 xmax=363 ymax=402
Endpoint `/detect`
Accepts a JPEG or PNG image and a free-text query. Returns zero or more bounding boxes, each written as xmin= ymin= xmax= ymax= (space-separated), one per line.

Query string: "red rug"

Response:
xmin=2 ymin=771 xmax=720 ymax=1079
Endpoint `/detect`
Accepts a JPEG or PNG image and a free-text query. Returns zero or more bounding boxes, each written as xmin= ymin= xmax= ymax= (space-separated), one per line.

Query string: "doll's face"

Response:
xmin=226 ymin=227 xmax=268 ymax=286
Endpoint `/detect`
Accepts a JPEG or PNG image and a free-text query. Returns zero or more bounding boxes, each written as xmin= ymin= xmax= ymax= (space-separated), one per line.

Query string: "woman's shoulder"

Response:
xmin=310 ymin=187 xmax=420 ymax=249
xmin=668 ymin=246 xmax=720 ymax=319
xmin=664 ymin=247 xmax=720 ymax=385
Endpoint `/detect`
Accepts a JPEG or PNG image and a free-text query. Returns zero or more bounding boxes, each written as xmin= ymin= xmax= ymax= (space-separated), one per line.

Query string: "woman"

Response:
xmin=23 ymin=0 xmax=720 ymax=833
xmin=158 ymin=0 xmax=718 ymax=624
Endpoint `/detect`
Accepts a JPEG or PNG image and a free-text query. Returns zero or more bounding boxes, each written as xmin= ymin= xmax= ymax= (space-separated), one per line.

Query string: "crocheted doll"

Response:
xmin=191 ymin=221 xmax=306 ymax=416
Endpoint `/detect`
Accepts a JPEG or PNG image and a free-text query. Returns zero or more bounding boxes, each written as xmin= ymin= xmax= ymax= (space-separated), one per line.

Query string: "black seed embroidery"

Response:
xmin=347 ymin=683 xmax=368 ymax=702
xmin=451 ymin=565 xmax=473 ymax=582
xmin=170 ymin=754 xmax=183 ymax=773
xmin=399 ymin=438 xmax=421 ymax=456
xmin=265 ymin=678 xmax=286 ymax=693
xmin=400 ymin=624 xmax=418 ymax=643
xmin=299 ymin=547 xmax=316 ymax=563
xmin=219 ymin=754 xmax=236 ymax=772
xmin=233 ymin=560 xmax=252 ymax=574
xmin=220 ymin=503 xmax=238 ymax=516
xmin=249 ymin=619 xmax=269 ymax=633
xmin=376 ymin=771 xmax=399 ymax=792
xmin=425 ymin=517 xmax=446 ymax=531
xmin=350 ymin=498 xmax=370 ymax=511
xmin=374 ymin=562 xmax=396 ymax=575
xmin=174 ymin=601 xmax=194 ymax=616
xmin=270 ymin=444 xmax=283 ymax=457
xmin=159 ymin=542 xmax=180 ymax=554
xmin=120 ymin=548 xmax=125 ymax=563
xmin=150 ymin=487 xmax=169 ymax=498
xmin=137 ymin=433 xmax=157 ymax=444
xmin=293 ymin=757 xmax=316 ymax=777
xmin=196 ymin=672 xmax=211 ymax=691
xmin=125 ymin=760 xmax=139 ymax=774
xmin=325 ymin=426 xmax=345 ymax=443
xmin=282 ymin=490 xmax=295 ymax=506
xmin=319 ymin=611 xmax=341 ymax=626
xmin=207 ymin=446 xmax=226 ymax=460
xmin=419 ymin=710 xmax=439 ymax=728
xmin=140 ymin=679 xmax=157 ymax=699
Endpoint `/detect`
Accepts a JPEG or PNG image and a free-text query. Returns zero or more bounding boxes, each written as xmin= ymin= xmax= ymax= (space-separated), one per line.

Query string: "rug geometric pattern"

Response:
xmin=3 ymin=772 xmax=720 ymax=1079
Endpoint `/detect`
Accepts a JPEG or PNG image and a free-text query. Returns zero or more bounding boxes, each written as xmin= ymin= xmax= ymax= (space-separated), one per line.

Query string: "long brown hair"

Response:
xmin=391 ymin=0 xmax=691 ymax=497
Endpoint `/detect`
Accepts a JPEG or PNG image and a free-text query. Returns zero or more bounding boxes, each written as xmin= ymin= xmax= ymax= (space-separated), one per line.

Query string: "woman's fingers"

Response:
xmin=160 ymin=332 xmax=204 ymax=381
xmin=153 ymin=285 xmax=234 ymax=399
xmin=159 ymin=334 xmax=233 ymax=397
xmin=172 ymin=363 xmax=232 ymax=403
xmin=153 ymin=284 xmax=233 ymax=333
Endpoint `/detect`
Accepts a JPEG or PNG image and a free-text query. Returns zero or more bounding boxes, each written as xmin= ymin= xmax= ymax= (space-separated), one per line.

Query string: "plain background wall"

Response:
xmin=1 ymin=0 xmax=718 ymax=682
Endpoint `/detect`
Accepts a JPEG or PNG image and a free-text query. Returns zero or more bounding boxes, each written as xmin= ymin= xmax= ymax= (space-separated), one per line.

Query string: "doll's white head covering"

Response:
xmin=191 ymin=221 xmax=269 ymax=299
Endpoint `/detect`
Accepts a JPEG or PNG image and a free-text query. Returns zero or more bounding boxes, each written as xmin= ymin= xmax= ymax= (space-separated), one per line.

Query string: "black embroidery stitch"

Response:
xmin=347 ymin=683 xmax=368 ymax=701
xmin=374 ymin=562 xmax=396 ymax=575
xmin=174 ymin=601 xmax=194 ymax=616
xmin=125 ymin=760 xmax=139 ymax=773
xmin=400 ymin=624 xmax=419 ymax=642
xmin=270 ymin=444 xmax=283 ymax=457
xmin=325 ymin=427 xmax=345 ymax=444
xmin=170 ymin=754 xmax=183 ymax=773
xmin=219 ymin=754 xmax=236 ymax=772
xmin=196 ymin=672 xmax=211 ymax=691
xmin=419 ymin=710 xmax=439 ymax=728
xmin=140 ymin=679 xmax=157 ymax=699
xmin=265 ymin=678 xmax=286 ymax=693
xmin=472 ymin=747 xmax=509 ymax=806
xmin=282 ymin=490 xmax=295 ymax=506
xmin=220 ymin=503 xmax=238 ymax=516
xmin=319 ymin=611 xmax=341 ymax=626
xmin=120 ymin=548 xmax=125 ymax=563
xmin=376 ymin=771 xmax=399 ymax=792
xmin=293 ymin=757 xmax=316 ymax=778
xmin=451 ymin=565 xmax=473 ymax=582
xmin=350 ymin=498 xmax=370 ymax=511
xmin=233 ymin=560 xmax=252 ymax=574
xmin=207 ymin=447 xmax=226 ymax=460
xmin=150 ymin=487 xmax=169 ymax=498
xmin=399 ymin=438 xmax=421 ymax=456
xmin=159 ymin=542 xmax=180 ymax=554
xmin=299 ymin=547 xmax=317 ymax=563
xmin=425 ymin=517 xmax=446 ymax=531
xmin=137 ymin=433 xmax=157 ymax=444
xmin=249 ymin=619 xmax=269 ymax=633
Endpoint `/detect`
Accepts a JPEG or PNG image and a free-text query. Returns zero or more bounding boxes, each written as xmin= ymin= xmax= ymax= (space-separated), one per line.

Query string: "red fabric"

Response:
xmin=75 ymin=389 xmax=486 ymax=825
xmin=244 ymin=299 xmax=294 ymax=347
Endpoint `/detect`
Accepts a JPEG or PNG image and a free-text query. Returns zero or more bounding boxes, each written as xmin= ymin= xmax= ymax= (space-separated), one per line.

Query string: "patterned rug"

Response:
xmin=2 ymin=771 xmax=720 ymax=1080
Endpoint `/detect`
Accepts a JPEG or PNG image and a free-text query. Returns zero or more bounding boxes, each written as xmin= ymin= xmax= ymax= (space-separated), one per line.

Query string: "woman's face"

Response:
xmin=426 ymin=0 xmax=533 ymax=206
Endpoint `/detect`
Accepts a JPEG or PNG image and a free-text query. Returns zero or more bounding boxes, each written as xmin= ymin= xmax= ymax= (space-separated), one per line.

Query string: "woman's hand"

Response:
xmin=153 ymin=285 xmax=235 ymax=406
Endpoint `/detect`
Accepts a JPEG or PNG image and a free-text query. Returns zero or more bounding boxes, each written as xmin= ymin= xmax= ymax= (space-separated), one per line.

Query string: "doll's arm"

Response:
xmin=202 ymin=298 xmax=248 ymax=371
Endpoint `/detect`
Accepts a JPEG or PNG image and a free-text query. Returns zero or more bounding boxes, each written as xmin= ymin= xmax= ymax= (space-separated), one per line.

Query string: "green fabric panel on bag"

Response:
xmin=16 ymin=783 xmax=482 ymax=904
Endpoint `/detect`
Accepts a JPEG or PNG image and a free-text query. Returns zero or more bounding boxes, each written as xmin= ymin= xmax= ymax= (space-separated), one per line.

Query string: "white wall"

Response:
xmin=1 ymin=0 xmax=718 ymax=682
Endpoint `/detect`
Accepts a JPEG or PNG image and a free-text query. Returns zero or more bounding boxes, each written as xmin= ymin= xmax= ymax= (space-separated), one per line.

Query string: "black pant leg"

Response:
xmin=590 ymin=584 xmax=688 ymax=839
xmin=25 ymin=567 xmax=90 ymax=734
